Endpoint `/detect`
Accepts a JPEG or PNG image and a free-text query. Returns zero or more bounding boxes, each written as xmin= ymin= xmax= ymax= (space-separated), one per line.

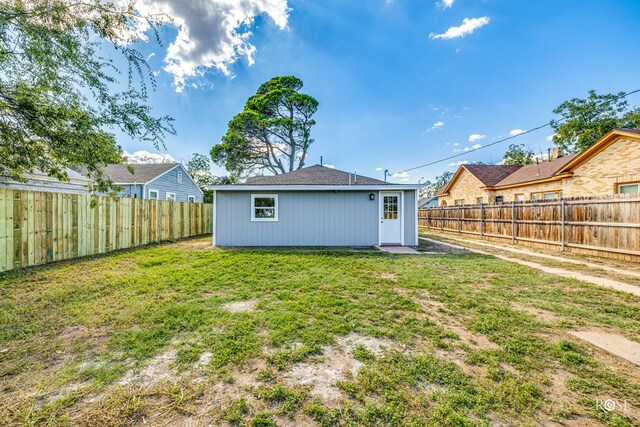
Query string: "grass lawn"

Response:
xmin=1 ymin=237 xmax=639 ymax=426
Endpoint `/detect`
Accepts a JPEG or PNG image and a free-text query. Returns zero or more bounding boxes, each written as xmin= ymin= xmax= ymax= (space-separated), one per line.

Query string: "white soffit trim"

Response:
xmin=207 ymin=184 xmax=423 ymax=191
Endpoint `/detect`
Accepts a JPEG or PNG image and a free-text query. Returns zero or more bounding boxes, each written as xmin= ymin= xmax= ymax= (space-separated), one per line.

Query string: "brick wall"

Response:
xmin=438 ymin=171 xmax=493 ymax=205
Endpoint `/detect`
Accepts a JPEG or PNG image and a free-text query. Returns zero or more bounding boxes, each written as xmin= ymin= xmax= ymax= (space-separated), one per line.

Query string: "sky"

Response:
xmin=117 ymin=0 xmax=640 ymax=184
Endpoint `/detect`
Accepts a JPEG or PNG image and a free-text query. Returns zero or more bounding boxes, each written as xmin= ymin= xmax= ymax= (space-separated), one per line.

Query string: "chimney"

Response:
xmin=354 ymin=172 xmax=357 ymax=184
xmin=551 ymin=147 xmax=564 ymax=160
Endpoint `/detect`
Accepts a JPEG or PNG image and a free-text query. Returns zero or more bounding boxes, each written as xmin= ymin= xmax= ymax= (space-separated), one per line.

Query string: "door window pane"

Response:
xmin=383 ymin=196 xmax=398 ymax=219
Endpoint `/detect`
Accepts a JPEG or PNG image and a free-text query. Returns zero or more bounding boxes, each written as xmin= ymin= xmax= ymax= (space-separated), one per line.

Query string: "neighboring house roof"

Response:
xmin=463 ymin=165 xmax=522 ymax=186
xmin=418 ymin=197 xmax=438 ymax=207
xmin=99 ymin=163 xmax=178 ymax=184
xmin=493 ymin=153 xmax=579 ymax=187
xmin=437 ymin=128 xmax=640 ymax=195
xmin=245 ymin=165 xmax=389 ymax=186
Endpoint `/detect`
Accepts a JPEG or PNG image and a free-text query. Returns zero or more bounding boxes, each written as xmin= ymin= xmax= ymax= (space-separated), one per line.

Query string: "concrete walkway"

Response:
xmin=569 ymin=331 xmax=640 ymax=366
xmin=424 ymin=234 xmax=640 ymax=280
xmin=421 ymin=237 xmax=640 ymax=298
xmin=375 ymin=246 xmax=420 ymax=254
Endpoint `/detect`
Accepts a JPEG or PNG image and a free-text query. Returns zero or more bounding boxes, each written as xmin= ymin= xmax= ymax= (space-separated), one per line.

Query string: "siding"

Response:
xmin=215 ymin=191 xmax=379 ymax=246
xmin=118 ymin=184 xmax=144 ymax=199
xmin=403 ymin=190 xmax=417 ymax=246
xmin=215 ymin=190 xmax=418 ymax=247
xmin=0 ymin=177 xmax=89 ymax=195
xmin=145 ymin=165 xmax=203 ymax=202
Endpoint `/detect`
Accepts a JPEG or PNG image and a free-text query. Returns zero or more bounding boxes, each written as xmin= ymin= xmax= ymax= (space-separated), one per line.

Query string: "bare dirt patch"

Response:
xmin=117 ymin=349 xmax=179 ymax=388
xmin=511 ymin=303 xmax=563 ymax=324
xmin=222 ymin=298 xmax=259 ymax=313
xmin=369 ymin=271 xmax=398 ymax=281
xmin=282 ymin=333 xmax=394 ymax=404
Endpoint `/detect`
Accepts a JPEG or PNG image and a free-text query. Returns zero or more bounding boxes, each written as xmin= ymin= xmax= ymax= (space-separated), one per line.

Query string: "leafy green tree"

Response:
xmin=211 ymin=76 xmax=319 ymax=178
xmin=551 ymin=90 xmax=640 ymax=153
xmin=420 ymin=171 xmax=454 ymax=198
xmin=0 ymin=0 xmax=174 ymax=192
xmin=185 ymin=153 xmax=231 ymax=203
xmin=502 ymin=144 xmax=535 ymax=165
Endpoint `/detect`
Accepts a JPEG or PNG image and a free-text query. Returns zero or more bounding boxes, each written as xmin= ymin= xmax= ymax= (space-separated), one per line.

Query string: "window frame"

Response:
xmin=148 ymin=189 xmax=159 ymax=200
xmin=514 ymin=193 xmax=525 ymax=202
xmin=617 ymin=182 xmax=639 ymax=195
xmin=177 ymin=170 xmax=183 ymax=184
xmin=454 ymin=199 xmax=465 ymax=206
xmin=251 ymin=194 xmax=278 ymax=222
xmin=495 ymin=196 xmax=504 ymax=203
xmin=476 ymin=197 xmax=484 ymax=205
xmin=166 ymin=192 xmax=176 ymax=201
xmin=187 ymin=195 xmax=196 ymax=203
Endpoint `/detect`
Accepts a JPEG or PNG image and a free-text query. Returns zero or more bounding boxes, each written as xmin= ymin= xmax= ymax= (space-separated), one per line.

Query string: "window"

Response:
xmin=148 ymin=189 xmax=159 ymax=200
xmin=251 ymin=194 xmax=278 ymax=221
xmin=440 ymin=200 xmax=448 ymax=206
xmin=187 ymin=195 xmax=196 ymax=203
xmin=454 ymin=199 xmax=465 ymax=206
xmin=166 ymin=192 xmax=176 ymax=201
xmin=495 ymin=196 xmax=504 ymax=203
xmin=531 ymin=190 xmax=561 ymax=201
xmin=177 ymin=170 xmax=183 ymax=184
xmin=383 ymin=195 xmax=399 ymax=219
xmin=476 ymin=197 xmax=484 ymax=204
xmin=618 ymin=183 xmax=639 ymax=195
xmin=515 ymin=194 xmax=525 ymax=202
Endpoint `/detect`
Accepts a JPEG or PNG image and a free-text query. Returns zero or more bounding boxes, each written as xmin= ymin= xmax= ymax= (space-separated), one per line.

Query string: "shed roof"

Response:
xmin=245 ymin=165 xmax=388 ymax=185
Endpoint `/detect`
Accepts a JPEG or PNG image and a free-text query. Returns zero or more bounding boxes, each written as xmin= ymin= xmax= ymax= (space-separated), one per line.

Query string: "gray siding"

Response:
xmin=145 ymin=165 xmax=203 ymax=202
xmin=118 ymin=184 xmax=144 ymax=199
xmin=215 ymin=189 xmax=418 ymax=247
xmin=403 ymin=190 xmax=417 ymax=246
xmin=0 ymin=177 xmax=89 ymax=195
xmin=215 ymin=191 xmax=379 ymax=246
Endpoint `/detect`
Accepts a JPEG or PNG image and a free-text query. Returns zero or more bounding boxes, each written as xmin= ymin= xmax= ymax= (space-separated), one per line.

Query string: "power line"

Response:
xmin=390 ymin=88 xmax=640 ymax=176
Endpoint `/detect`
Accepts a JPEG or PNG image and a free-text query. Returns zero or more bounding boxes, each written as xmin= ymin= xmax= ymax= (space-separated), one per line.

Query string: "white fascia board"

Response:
xmin=206 ymin=184 xmax=423 ymax=191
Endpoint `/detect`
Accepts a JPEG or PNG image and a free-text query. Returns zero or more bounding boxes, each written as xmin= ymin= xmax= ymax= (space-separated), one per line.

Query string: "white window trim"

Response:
xmin=251 ymin=194 xmax=278 ymax=222
xmin=166 ymin=192 xmax=176 ymax=201
xmin=148 ymin=189 xmax=159 ymax=200
xmin=177 ymin=170 xmax=183 ymax=184
xmin=187 ymin=195 xmax=196 ymax=203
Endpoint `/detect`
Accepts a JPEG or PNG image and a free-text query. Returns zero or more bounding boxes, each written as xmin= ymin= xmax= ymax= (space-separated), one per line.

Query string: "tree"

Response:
xmin=185 ymin=153 xmax=231 ymax=203
xmin=502 ymin=144 xmax=535 ymax=165
xmin=420 ymin=171 xmax=454 ymax=198
xmin=0 ymin=0 xmax=174 ymax=192
xmin=551 ymin=90 xmax=640 ymax=153
xmin=211 ymin=76 xmax=319 ymax=179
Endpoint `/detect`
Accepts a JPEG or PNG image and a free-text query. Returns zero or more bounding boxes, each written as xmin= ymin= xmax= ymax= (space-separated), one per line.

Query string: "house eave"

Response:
xmin=207 ymin=184 xmax=423 ymax=191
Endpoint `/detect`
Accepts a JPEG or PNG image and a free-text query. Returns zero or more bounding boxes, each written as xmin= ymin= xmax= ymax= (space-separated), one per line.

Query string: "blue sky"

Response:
xmin=120 ymin=0 xmax=640 ymax=183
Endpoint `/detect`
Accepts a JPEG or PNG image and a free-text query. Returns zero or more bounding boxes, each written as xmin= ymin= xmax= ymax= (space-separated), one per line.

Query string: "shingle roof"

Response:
xmin=462 ymin=165 xmax=522 ymax=187
xmin=494 ymin=153 xmax=579 ymax=186
xmin=618 ymin=128 xmax=640 ymax=135
xmin=245 ymin=165 xmax=388 ymax=185
xmin=99 ymin=163 xmax=178 ymax=183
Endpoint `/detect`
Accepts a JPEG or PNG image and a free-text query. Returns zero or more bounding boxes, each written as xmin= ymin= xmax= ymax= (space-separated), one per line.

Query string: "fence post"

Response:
xmin=561 ymin=199 xmax=566 ymax=252
xmin=427 ymin=208 xmax=430 ymax=230
xmin=511 ymin=202 xmax=515 ymax=243
xmin=480 ymin=204 xmax=484 ymax=238
xmin=458 ymin=206 xmax=462 ymax=235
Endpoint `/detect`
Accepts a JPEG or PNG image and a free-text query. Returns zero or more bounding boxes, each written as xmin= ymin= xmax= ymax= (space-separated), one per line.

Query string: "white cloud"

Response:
xmin=468 ymin=134 xmax=486 ymax=142
xmin=431 ymin=121 xmax=445 ymax=130
xmin=375 ymin=167 xmax=383 ymax=171
xmin=322 ymin=163 xmax=335 ymax=169
xmin=430 ymin=16 xmax=490 ymax=40
xmin=448 ymin=160 xmax=469 ymax=166
xmin=124 ymin=150 xmax=176 ymax=164
xmin=134 ymin=0 xmax=290 ymax=91
xmin=452 ymin=142 xmax=460 ymax=146
xmin=508 ymin=129 xmax=526 ymax=136
xmin=546 ymin=134 xmax=557 ymax=142
xmin=391 ymin=171 xmax=410 ymax=178
xmin=438 ymin=0 xmax=455 ymax=8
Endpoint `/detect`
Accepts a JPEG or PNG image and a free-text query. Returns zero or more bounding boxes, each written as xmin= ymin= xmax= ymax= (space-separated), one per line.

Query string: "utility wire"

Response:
xmin=390 ymin=88 xmax=640 ymax=175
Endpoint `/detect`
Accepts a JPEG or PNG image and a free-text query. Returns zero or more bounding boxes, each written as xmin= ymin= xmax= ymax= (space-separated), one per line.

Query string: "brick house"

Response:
xmin=436 ymin=129 xmax=640 ymax=206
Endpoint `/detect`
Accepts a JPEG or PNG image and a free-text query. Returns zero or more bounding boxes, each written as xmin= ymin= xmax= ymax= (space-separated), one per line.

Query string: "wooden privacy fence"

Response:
xmin=419 ymin=196 xmax=640 ymax=261
xmin=0 ymin=189 xmax=213 ymax=272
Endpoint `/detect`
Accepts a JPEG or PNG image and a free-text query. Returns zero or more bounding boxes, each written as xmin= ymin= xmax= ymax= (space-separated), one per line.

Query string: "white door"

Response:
xmin=380 ymin=192 xmax=402 ymax=245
